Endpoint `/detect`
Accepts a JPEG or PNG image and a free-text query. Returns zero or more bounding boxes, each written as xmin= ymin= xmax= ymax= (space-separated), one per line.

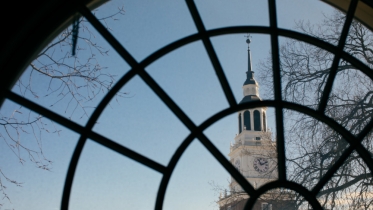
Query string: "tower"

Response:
xmin=230 ymin=37 xmax=277 ymax=192
xmin=218 ymin=37 xmax=280 ymax=210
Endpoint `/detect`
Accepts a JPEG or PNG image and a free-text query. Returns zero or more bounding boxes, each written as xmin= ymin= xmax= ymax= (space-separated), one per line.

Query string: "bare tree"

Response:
xmin=0 ymin=7 xmax=126 ymax=208
xmin=257 ymin=11 xmax=373 ymax=209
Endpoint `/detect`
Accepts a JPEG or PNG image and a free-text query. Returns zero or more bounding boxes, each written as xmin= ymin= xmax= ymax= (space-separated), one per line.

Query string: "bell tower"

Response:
xmin=218 ymin=37 xmax=294 ymax=210
xmin=230 ymin=37 xmax=277 ymax=192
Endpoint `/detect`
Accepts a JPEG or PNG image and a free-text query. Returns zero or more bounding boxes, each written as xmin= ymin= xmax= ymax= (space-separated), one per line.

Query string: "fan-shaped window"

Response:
xmin=2 ymin=1 xmax=373 ymax=210
xmin=254 ymin=110 xmax=261 ymax=131
xmin=244 ymin=111 xmax=251 ymax=131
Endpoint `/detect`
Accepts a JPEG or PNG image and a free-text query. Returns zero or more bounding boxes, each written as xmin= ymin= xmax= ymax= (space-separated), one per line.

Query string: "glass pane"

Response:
xmin=277 ymin=0 xmax=342 ymax=46
xmin=326 ymin=62 xmax=373 ymax=135
xmin=317 ymin=152 xmax=372 ymax=209
xmin=0 ymin=99 xmax=78 ymax=209
xmin=284 ymin=109 xmax=346 ymax=191
xmin=277 ymin=37 xmax=334 ymax=109
xmin=163 ymin=140 xmax=230 ymax=210
xmin=362 ymin=132 xmax=373 ymax=158
xmin=212 ymin=34 xmax=274 ymax=101
xmin=12 ymin=20 xmax=131 ymax=126
xmin=195 ymin=0 xmax=269 ymax=29
xmin=92 ymin=75 xmax=189 ymax=166
xmin=343 ymin=15 xmax=373 ymax=69
xmin=69 ymin=140 xmax=161 ymax=210
xmin=95 ymin=0 xmax=197 ymax=61
xmin=146 ymin=41 xmax=229 ymax=125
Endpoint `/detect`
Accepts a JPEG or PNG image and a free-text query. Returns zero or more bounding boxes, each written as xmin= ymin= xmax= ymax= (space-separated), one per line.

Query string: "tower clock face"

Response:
xmin=253 ymin=157 xmax=269 ymax=173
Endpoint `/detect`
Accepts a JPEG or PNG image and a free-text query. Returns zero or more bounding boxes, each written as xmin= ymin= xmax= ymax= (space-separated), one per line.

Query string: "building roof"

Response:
xmin=239 ymin=95 xmax=261 ymax=104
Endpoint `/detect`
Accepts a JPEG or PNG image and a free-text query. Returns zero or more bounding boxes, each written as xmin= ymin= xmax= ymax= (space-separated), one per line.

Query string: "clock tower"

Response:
xmin=229 ymin=37 xmax=277 ymax=193
xmin=218 ymin=38 xmax=283 ymax=210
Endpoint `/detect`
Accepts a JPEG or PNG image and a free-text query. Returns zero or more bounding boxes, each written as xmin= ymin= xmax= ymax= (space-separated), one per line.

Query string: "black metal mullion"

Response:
xmin=155 ymin=103 xmax=269 ymax=210
xmin=79 ymin=3 xmax=200 ymax=138
xmin=138 ymin=67 xmax=256 ymax=195
xmin=276 ymin=28 xmax=373 ymax=81
xmin=5 ymin=90 xmax=166 ymax=173
xmin=154 ymin=99 xmax=373 ymax=210
xmin=268 ymin=0 xmax=286 ymax=182
xmin=311 ymin=144 xmax=354 ymax=195
xmin=184 ymin=0 xmax=256 ymax=197
xmin=197 ymin=133 xmax=256 ymax=195
xmin=137 ymin=70 xmax=197 ymax=131
xmin=78 ymin=5 xmax=139 ymax=68
xmin=57 ymin=4 xmax=145 ymax=210
xmin=244 ymin=181 xmax=323 ymax=210
xmin=155 ymin=135 xmax=195 ymax=210
xmin=185 ymin=0 xmax=237 ymax=107
xmin=145 ymin=27 xmax=373 ymax=84
xmin=317 ymin=0 xmax=359 ymax=113
xmin=62 ymin=134 xmax=87 ymax=210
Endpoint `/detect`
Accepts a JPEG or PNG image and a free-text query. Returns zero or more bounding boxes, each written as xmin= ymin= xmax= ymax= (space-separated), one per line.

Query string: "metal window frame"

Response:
xmin=1 ymin=0 xmax=373 ymax=210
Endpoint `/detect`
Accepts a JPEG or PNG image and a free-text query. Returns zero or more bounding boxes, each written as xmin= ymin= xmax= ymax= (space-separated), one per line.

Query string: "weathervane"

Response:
xmin=244 ymin=33 xmax=252 ymax=49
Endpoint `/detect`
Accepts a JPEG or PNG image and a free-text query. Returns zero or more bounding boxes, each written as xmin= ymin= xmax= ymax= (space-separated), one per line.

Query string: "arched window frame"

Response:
xmin=1 ymin=1 xmax=372 ymax=210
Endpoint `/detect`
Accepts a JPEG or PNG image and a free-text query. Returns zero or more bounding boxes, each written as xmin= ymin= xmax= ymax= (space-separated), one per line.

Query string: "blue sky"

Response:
xmin=0 ymin=0 xmax=337 ymax=209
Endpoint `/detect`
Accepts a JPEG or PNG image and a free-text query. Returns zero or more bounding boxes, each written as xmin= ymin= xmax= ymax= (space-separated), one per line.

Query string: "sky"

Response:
xmin=0 ymin=0 xmax=338 ymax=209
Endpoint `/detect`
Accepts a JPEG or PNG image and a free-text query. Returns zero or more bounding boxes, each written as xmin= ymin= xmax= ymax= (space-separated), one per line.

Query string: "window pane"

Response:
xmin=284 ymin=109 xmax=347 ymax=192
xmin=12 ymin=20 xmax=131 ymax=126
xmin=0 ymin=99 xmax=78 ymax=210
xmin=326 ymin=61 xmax=373 ymax=135
xmin=163 ymin=140 xmax=229 ymax=210
xmin=95 ymin=0 xmax=197 ymax=61
xmin=317 ymin=152 xmax=372 ymax=209
xmin=277 ymin=0 xmax=343 ymax=46
xmin=195 ymin=0 xmax=269 ymax=29
xmin=69 ymin=140 xmax=161 ymax=210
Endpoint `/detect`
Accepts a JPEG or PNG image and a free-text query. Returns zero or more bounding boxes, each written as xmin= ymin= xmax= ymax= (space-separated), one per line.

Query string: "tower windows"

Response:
xmin=238 ymin=113 xmax=242 ymax=133
xmin=262 ymin=203 xmax=272 ymax=210
xmin=244 ymin=111 xmax=251 ymax=131
xmin=263 ymin=112 xmax=266 ymax=131
xmin=254 ymin=110 xmax=261 ymax=131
